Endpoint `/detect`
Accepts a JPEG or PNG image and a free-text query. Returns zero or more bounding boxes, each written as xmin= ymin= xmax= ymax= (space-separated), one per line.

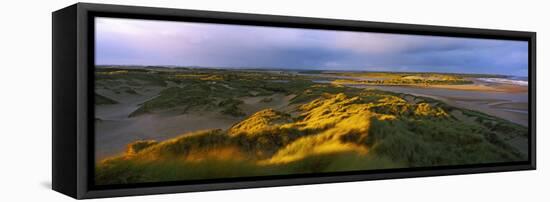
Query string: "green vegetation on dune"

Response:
xmin=96 ymin=68 xmax=168 ymax=87
xmin=95 ymin=67 xmax=314 ymax=117
xmin=218 ymin=98 xmax=246 ymax=117
xmin=96 ymin=80 xmax=527 ymax=185
xmin=128 ymin=86 xmax=219 ymax=117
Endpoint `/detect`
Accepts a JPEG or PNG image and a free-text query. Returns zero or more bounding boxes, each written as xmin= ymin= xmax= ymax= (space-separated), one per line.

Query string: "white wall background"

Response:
xmin=0 ymin=0 xmax=547 ymax=201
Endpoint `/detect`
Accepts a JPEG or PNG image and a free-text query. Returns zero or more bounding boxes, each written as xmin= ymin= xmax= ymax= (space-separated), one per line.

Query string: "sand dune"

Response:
xmin=95 ymin=91 xmax=298 ymax=161
xmin=95 ymin=110 xmax=242 ymax=161
xmin=356 ymin=85 xmax=528 ymax=126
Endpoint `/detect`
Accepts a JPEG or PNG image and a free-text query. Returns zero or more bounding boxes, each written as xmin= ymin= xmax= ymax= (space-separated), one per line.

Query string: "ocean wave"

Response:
xmin=477 ymin=78 xmax=528 ymax=86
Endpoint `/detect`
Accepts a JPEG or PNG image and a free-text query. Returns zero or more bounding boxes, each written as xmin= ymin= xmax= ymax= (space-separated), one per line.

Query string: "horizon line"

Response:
xmin=95 ymin=64 xmax=525 ymax=77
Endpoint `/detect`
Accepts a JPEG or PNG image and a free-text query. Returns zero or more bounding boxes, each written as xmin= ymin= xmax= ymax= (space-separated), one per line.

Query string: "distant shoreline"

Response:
xmin=95 ymin=65 xmax=524 ymax=78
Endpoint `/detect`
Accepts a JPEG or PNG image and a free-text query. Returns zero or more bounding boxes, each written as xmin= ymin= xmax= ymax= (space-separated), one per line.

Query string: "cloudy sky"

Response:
xmin=95 ymin=17 xmax=528 ymax=76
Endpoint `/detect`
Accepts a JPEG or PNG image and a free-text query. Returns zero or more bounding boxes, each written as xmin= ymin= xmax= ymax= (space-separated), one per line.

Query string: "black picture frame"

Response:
xmin=52 ymin=2 xmax=536 ymax=199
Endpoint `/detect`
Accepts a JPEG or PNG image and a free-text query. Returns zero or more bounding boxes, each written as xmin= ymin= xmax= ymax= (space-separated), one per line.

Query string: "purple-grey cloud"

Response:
xmin=95 ymin=17 xmax=528 ymax=76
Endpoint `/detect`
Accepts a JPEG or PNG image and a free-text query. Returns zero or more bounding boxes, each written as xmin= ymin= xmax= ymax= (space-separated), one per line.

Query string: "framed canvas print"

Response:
xmin=52 ymin=3 xmax=536 ymax=199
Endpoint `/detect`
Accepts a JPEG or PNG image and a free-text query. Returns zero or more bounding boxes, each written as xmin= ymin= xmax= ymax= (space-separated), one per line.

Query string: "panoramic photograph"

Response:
xmin=93 ymin=17 xmax=529 ymax=185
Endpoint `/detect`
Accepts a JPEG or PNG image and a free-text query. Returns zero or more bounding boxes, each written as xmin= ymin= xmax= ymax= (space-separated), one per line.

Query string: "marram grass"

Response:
xmin=96 ymin=91 xmax=527 ymax=185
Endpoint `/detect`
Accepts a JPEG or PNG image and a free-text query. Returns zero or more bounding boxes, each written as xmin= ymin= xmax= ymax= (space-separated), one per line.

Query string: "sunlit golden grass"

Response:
xmin=264 ymin=94 xmax=373 ymax=164
xmin=199 ymin=75 xmax=224 ymax=81
xmin=228 ymin=109 xmax=293 ymax=136
xmin=262 ymin=134 xmax=369 ymax=165
xmin=126 ymin=140 xmax=158 ymax=156
xmin=414 ymin=103 xmax=448 ymax=117
xmin=96 ymin=89 xmax=528 ymax=185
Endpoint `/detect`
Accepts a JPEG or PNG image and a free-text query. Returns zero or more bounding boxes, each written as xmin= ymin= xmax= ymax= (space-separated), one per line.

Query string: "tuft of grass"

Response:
xmin=126 ymin=140 xmax=158 ymax=156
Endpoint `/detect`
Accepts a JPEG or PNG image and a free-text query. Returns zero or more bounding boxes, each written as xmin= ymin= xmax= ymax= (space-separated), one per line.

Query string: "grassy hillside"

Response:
xmin=96 ymin=87 xmax=527 ymax=185
xmin=329 ymin=72 xmax=474 ymax=86
xmin=95 ymin=68 xmax=314 ymax=117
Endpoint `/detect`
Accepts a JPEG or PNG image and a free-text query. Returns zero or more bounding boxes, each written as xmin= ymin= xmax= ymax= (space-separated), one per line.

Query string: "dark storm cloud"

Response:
xmin=96 ymin=17 xmax=528 ymax=76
